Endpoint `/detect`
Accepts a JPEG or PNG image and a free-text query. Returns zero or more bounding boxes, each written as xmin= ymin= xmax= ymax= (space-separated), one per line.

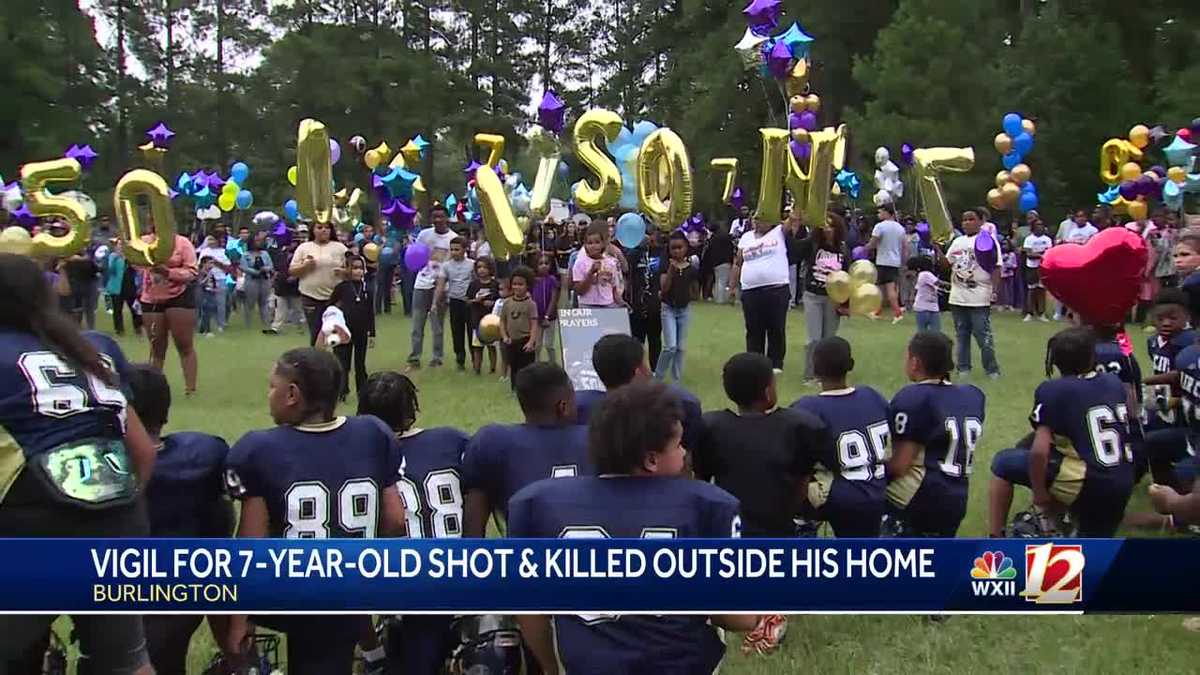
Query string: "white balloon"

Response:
xmin=873 ymin=189 xmax=894 ymax=207
xmin=874 ymin=147 xmax=891 ymax=168
xmin=2 ymin=186 xmax=21 ymax=212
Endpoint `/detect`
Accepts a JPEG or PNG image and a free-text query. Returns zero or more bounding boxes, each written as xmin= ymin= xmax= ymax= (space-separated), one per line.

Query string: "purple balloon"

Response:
xmin=1135 ymin=175 xmax=1156 ymax=197
xmin=798 ymin=111 xmax=818 ymax=131
xmin=1149 ymin=165 xmax=1167 ymax=178
xmin=852 ymin=246 xmax=868 ymax=261
xmin=1119 ymin=180 xmax=1139 ymax=201
xmin=790 ymin=140 xmax=811 ymax=163
xmin=730 ymin=186 xmax=745 ymax=210
xmin=329 ymin=139 xmax=341 ymax=165
xmin=916 ymin=221 xmax=931 ymax=242
xmin=404 ymin=242 xmax=431 ymax=272
xmin=767 ymin=40 xmax=793 ymax=79
xmin=975 ymin=234 xmax=997 ymax=272
xmin=788 ymin=112 xmax=804 ymax=130
xmin=900 ymin=143 xmax=915 ymax=167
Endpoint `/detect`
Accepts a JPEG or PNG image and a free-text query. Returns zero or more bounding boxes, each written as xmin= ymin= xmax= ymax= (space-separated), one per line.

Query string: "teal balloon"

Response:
xmin=615 ymin=212 xmax=647 ymax=249
xmin=235 ymin=189 xmax=253 ymax=210
xmin=631 ymin=120 xmax=658 ymax=144
xmin=230 ymin=161 xmax=249 ymax=184
xmin=1164 ymin=137 xmax=1197 ymax=167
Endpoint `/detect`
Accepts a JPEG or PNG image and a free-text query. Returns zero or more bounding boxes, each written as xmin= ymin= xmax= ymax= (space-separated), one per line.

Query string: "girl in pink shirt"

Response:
xmin=572 ymin=222 xmax=624 ymax=308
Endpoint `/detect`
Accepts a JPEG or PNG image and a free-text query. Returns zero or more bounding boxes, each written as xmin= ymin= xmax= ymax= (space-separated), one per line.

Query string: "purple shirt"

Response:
xmin=531 ymin=275 xmax=560 ymax=320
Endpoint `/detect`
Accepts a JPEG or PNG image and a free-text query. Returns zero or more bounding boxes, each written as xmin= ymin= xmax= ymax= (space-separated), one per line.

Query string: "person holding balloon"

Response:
xmin=945 ymin=208 xmax=1002 ymax=380
xmin=796 ymin=212 xmax=849 ymax=381
xmin=289 ymin=220 xmax=349 ymax=346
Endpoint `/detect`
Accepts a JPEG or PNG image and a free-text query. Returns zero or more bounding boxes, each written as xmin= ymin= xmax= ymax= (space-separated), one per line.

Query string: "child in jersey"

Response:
xmin=358 ymin=371 xmax=467 ymax=675
xmin=791 ymin=337 xmax=891 ymax=537
xmin=462 ymin=362 xmax=590 ymax=537
xmin=886 ymin=332 xmax=986 ymax=537
xmin=126 ymin=364 xmax=234 ymax=674
xmin=1141 ymin=289 xmax=1196 ymax=484
xmin=223 ymin=348 xmax=406 ymax=671
xmin=989 ymin=328 xmax=1134 ymax=537
xmin=508 ymin=382 xmax=756 ymax=675
xmin=1090 ymin=322 xmax=1145 ymax=477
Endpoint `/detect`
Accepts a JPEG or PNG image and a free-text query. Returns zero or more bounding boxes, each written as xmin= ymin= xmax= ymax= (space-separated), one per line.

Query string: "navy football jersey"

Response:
xmin=1094 ymin=339 xmax=1143 ymax=402
xmin=887 ymin=381 xmax=986 ymax=505
xmin=462 ymin=423 xmax=591 ymax=522
xmin=507 ymin=476 xmax=739 ymax=675
xmin=396 ymin=427 xmax=469 ymax=538
xmin=0 ymin=329 xmax=132 ymax=500
xmin=1176 ymin=345 xmax=1200 ymax=443
xmin=1146 ymin=330 xmax=1195 ymax=426
xmin=1030 ymin=373 xmax=1133 ymax=484
xmin=146 ymin=432 xmax=232 ymax=537
xmin=791 ymin=387 xmax=891 ymax=500
xmin=226 ymin=416 xmax=403 ymax=538
xmin=575 ymin=385 xmax=704 ymax=450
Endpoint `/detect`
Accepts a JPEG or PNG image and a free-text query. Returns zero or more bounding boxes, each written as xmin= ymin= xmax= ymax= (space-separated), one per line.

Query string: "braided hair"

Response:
xmin=1044 ymin=327 xmax=1097 ymax=377
xmin=357 ymin=371 xmax=420 ymax=433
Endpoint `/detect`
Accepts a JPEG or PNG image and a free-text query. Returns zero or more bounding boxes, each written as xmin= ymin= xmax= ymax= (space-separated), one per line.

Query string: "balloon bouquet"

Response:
xmin=1094 ymin=122 xmax=1196 ymax=220
xmin=873 ymin=147 xmax=904 ymax=207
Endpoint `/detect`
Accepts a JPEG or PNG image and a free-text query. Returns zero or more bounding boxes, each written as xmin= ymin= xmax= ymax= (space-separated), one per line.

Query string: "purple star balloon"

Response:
xmin=730 ymin=186 xmax=745 ymax=209
xmin=11 ymin=203 xmax=35 ymax=227
xmin=463 ymin=160 xmax=482 ymax=181
xmin=743 ymin=0 xmax=782 ymax=36
xmin=206 ymin=174 xmax=225 ymax=192
xmin=766 ymin=40 xmax=793 ymax=80
xmin=75 ymin=145 xmax=99 ymax=171
xmin=900 ymin=143 xmax=915 ymax=167
xmin=64 ymin=144 xmax=81 ymax=159
xmin=538 ymin=89 xmax=567 ymax=134
xmin=146 ymin=122 xmax=176 ymax=149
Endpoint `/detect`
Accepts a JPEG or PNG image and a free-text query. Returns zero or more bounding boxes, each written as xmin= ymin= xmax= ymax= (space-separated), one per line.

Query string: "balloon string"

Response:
xmin=757 ymin=77 xmax=780 ymax=128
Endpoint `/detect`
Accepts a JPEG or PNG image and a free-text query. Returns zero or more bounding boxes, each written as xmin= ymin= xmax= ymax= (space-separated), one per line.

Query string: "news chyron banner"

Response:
xmin=0 ymin=539 xmax=1195 ymax=614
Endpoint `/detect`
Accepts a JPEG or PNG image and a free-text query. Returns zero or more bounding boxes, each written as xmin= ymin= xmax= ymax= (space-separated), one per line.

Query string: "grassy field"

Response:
xmin=60 ymin=301 xmax=1196 ymax=673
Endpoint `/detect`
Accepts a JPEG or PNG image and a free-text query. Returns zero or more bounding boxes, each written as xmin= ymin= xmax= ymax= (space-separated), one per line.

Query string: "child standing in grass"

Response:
xmin=657 ymin=231 xmax=700 ymax=382
xmin=499 ymin=267 xmax=540 ymax=390
xmin=466 ymin=257 xmax=500 ymax=376
xmin=198 ymin=257 xmax=221 ymax=337
xmin=532 ymin=252 xmax=561 ymax=363
xmin=908 ymin=256 xmax=944 ymax=334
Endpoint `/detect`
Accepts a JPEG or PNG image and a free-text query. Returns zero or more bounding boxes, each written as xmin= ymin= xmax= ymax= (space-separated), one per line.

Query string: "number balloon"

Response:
xmin=20 ymin=158 xmax=91 ymax=258
xmin=913 ymin=147 xmax=976 ymax=246
xmin=296 ymin=119 xmax=334 ymax=226
xmin=113 ymin=169 xmax=177 ymax=266
xmin=637 ymin=128 xmax=694 ymax=230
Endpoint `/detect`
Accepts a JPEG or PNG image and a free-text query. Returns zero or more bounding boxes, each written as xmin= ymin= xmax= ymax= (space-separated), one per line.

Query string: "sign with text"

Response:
xmin=559 ymin=308 xmax=631 ymax=391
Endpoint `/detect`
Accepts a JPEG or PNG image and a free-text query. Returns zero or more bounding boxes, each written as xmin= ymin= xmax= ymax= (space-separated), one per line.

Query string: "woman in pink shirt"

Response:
xmin=139 ymin=233 xmax=198 ymax=394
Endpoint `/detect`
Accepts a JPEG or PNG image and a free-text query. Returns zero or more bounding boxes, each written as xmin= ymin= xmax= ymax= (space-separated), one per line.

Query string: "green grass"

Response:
xmin=59 ymin=302 xmax=1199 ymax=672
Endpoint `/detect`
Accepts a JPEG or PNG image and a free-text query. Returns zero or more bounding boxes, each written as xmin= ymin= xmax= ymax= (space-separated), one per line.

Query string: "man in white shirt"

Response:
xmin=945 ymin=208 xmax=1001 ymax=379
xmin=867 ymin=204 xmax=908 ymax=323
xmin=1022 ymin=219 xmax=1053 ymax=322
xmin=729 ymin=205 xmax=753 ymax=240
xmin=407 ymin=204 xmax=457 ymax=369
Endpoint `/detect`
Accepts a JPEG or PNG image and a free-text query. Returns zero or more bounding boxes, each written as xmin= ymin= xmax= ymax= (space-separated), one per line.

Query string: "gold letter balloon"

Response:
xmin=475 ymin=163 xmax=525 ymax=257
xmin=113 ymin=169 xmax=177 ymax=266
xmin=710 ymin=158 xmax=739 ymax=204
xmin=571 ymin=109 xmax=624 ymax=214
xmin=19 ymin=158 xmax=91 ymax=258
xmin=913 ymin=147 xmax=976 ymax=246
xmin=296 ymin=119 xmax=334 ymax=226
xmin=637 ymin=128 xmax=694 ymax=230
xmin=526 ymin=125 xmax=562 ymax=218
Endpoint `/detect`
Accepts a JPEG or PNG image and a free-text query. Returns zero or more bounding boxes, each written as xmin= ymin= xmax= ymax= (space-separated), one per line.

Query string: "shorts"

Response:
xmin=1024 ymin=266 xmax=1043 ymax=289
xmin=141 ymin=286 xmax=197 ymax=313
xmin=991 ymin=447 xmax=1132 ymax=537
xmin=876 ymin=265 xmax=899 ymax=286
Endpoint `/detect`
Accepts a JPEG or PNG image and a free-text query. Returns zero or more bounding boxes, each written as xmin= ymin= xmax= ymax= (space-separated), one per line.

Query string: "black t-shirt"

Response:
xmin=332 ymin=279 xmax=375 ymax=337
xmin=466 ymin=278 xmax=500 ymax=328
xmin=694 ymin=407 xmax=830 ymax=537
xmin=273 ymin=247 xmax=301 ymax=297
xmin=624 ymin=245 xmax=664 ymax=316
xmin=795 ymin=238 xmax=847 ymax=296
xmin=662 ymin=261 xmax=699 ymax=309
xmin=703 ymin=231 xmax=734 ymax=268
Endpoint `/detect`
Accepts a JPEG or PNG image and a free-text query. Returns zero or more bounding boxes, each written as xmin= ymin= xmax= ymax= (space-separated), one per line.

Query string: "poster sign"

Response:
xmin=558 ymin=308 xmax=631 ymax=391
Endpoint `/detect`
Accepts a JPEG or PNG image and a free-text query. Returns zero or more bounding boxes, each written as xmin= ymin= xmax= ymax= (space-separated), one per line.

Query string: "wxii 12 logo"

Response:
xmin=969 ymin=544 xmax=1085 ymax=604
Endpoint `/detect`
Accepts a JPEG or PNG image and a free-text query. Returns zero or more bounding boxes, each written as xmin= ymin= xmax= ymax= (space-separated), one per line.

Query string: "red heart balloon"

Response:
xmin=1041 ymin=227 xmax=1148 ymax=325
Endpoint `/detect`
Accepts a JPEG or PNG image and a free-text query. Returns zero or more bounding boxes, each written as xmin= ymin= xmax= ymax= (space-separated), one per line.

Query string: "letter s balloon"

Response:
xmin=571 ymin=109 xmax=624 ymax=214
xmin=20 ymin=158 xmax=91 ymax=258
xmin=113 ymin=169 xmax=177 ymax=266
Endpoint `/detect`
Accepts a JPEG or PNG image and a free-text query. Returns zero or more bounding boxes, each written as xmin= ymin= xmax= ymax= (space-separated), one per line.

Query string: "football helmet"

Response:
xmin=1009 ymin=508 xmax=1070 ymax=538
xmin=448 ymin=615 xmax=524 ymax=675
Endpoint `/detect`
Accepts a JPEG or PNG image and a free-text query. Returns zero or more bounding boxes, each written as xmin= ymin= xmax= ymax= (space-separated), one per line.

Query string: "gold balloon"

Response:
xmin=1022 ymin=119 xmax=1037 ymax=136
xmin=987 ymin=188 xmax=1006 ymax=211
xmin=0 ymin=227 xmax=34 ymax=256
xmin=571 ymin=109 xmax=624 ymax=214
xmin=755 ymin=124 xmax=844 ymax=228
xmin=1099 ymin=138 xmax=1143 ymax=185
xmin=527 ymin=125 xmax=562 ymax=218
xmin=804 ymin=94 xmax=821 ymax=113
xmin=1127 ymin=199 xmax=1148 ymax=221
xmin=994 ymin=133 xmax=1013 ymax=155
xmin=710 ymin=158 xmax=738 ymax=204
xmin=789 ymin=95 xmax=807 ymax=114
xmin=287 ymin=165 xmax=298 ymax=186
xmin=412 ymin=176 xmax=428 ymax=208
xmin=1010 ymin=163 xmax=1032 ymax=185
xmin=476 ymin=164 xmax=524 ymax=256
xmin=20 ymin=158 xmax=90 ymax=258
xmin=1000 ymin=181 xmax=1021 ymax=205
xmin=1120 ymin=161 xmax=1142 ymax=183
xmin=825 ymin=270 xmax=852 ymax=304
xmin=474 ymin=133 xmax=506 ymax=168
xmin=913 ymin=147 xmax=976 ymax=245
xmin=297 ymin=119 xmax=334 ymax=225
xmin=637 ymin=128 xmax=695 ymax=229
xmin=995 ymin=171 xmax=1011 ymax=189
xmin=400 ymin=140 xmax=422 ymax=168
xmin=849 ymin=283 xmax=883 ymax=316
xmin=1129 ymin=124 xmax=1150 ymax=150
xmin=364 ymin=150 xmax=382 ymax=170
xmin=113 ymin=169 xmax=177 ymax=267
xmin=784 ymin=59 xmax=808 ymax=96
xmin=363 ymin=242 xmax=379 ymax=262
xmin=755 ymin=128 xmax=790 ymax=224
xmin=477 ymin=314 xmax=502 ymax=344
xmin=848 ymin=260 xmax=878 ymax=286
xmin=332 ymin=188 xmax=364 ymax=231
xmin=791 ymin=128 xmax=811 ymax=144
xmin=1168 ymin=166 xmax=1187 ymax=184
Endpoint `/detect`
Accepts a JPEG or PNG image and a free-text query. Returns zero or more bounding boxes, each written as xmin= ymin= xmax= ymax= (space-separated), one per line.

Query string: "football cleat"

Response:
xmin=1009 ymin=508 xmax=1067 ymax=538
xmin=879 ymin=513 xmax=912 ymax=538
xmin=449 ymin=615 xmax=523 ymax=675
xmin=793 ymin=518 xmax=821 ymax=538
xmin=741 ymin=614 xmax=788 ymax=656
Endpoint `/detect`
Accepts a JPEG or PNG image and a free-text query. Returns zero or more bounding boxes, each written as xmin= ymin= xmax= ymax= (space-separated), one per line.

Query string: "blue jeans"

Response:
xmin=915 ymin=310 xmax=942 ymax=333
xmin=198 ymin=291 xmax=219 ymax=333
xmin=655 ymin=305 xmax=691 ymax=382
xmin=951 ymin=305 xmax=999 ymax=375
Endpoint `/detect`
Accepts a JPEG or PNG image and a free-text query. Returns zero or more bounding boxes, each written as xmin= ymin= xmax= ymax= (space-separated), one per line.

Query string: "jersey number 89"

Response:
xmin=284 ymin=479 xmax=379 ymax=538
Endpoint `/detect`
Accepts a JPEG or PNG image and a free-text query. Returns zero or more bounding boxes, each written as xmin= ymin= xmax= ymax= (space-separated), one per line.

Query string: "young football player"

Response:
xmin=223 ymin=348 xmax=406 ymax=671
xmin=508 ymin=382 xmax=756 ymax=675
xmin=462 ymin=362 xmax=590 ymax=537
xmin=1090 ymin=322 xmax=1144 ymax=471
xmin=886 ymin=332 xmax=987 ymax=536
xmin=576 ymin=334 xmax=703 ymax=451
xmin=1141 ymin=289 xmax=1196 ymax=484
xmin=358 ymin=371 xmax=468 ymax=675
xmin=988 ymin=328 xmax=1134 ymax=537
xmin=127 ymin=364 xmax=234 ymax=673
xmin=790 ymin=337 xmax=891 ymax=537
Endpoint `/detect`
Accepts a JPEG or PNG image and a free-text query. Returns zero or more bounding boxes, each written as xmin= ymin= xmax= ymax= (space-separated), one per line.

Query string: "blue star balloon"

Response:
xmin=776 ymin=22 xmax=815 ymax=60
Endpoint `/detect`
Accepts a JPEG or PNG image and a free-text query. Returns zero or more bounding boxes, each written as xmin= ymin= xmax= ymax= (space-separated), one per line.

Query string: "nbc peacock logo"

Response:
xmin=970 ymin=551 xmax=1017 ymax=597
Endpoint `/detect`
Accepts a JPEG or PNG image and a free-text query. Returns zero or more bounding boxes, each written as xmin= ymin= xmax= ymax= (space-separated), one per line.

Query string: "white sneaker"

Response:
xmin=1038 ymin=316 xmax=1050 ymax=323
xmin=773 ymin=368 xmax=784 ymax=376
xmin=204 ymin=332 xmax=215 ymax=338
xmin=1023 ymin=315 xmax=1033 ymax=322
xmin=891 ymin=314 xmax=904 ymax=325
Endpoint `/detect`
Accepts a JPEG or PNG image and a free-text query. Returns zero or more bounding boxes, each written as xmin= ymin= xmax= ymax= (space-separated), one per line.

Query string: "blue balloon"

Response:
xmin=230 ymin=161 xmax=249 ymax=185
xmin=615 ymin=213 xmax=648 ymax=249
xmin=631 ymin=120 xmax=658 ymax=143
xmin=1022 ymin=180 xmax=1037 ymax=194
xmin=1018 ymin=191 xmax=1038 ymax=213
xmin=284 ymin=199 xmax=299 ymax=221
xmin=235 ymin=189 xmax=253 ymax=210
xmin=1013 ymin=132 xmax=1034 ymax=155
xmin=557 ymin=162 xmax=569 ymax=177
xmin=1002 ymin=113 xmax=1023 ymax=137
xmin=1002 ymin=152 xmax=1022 ymax=170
